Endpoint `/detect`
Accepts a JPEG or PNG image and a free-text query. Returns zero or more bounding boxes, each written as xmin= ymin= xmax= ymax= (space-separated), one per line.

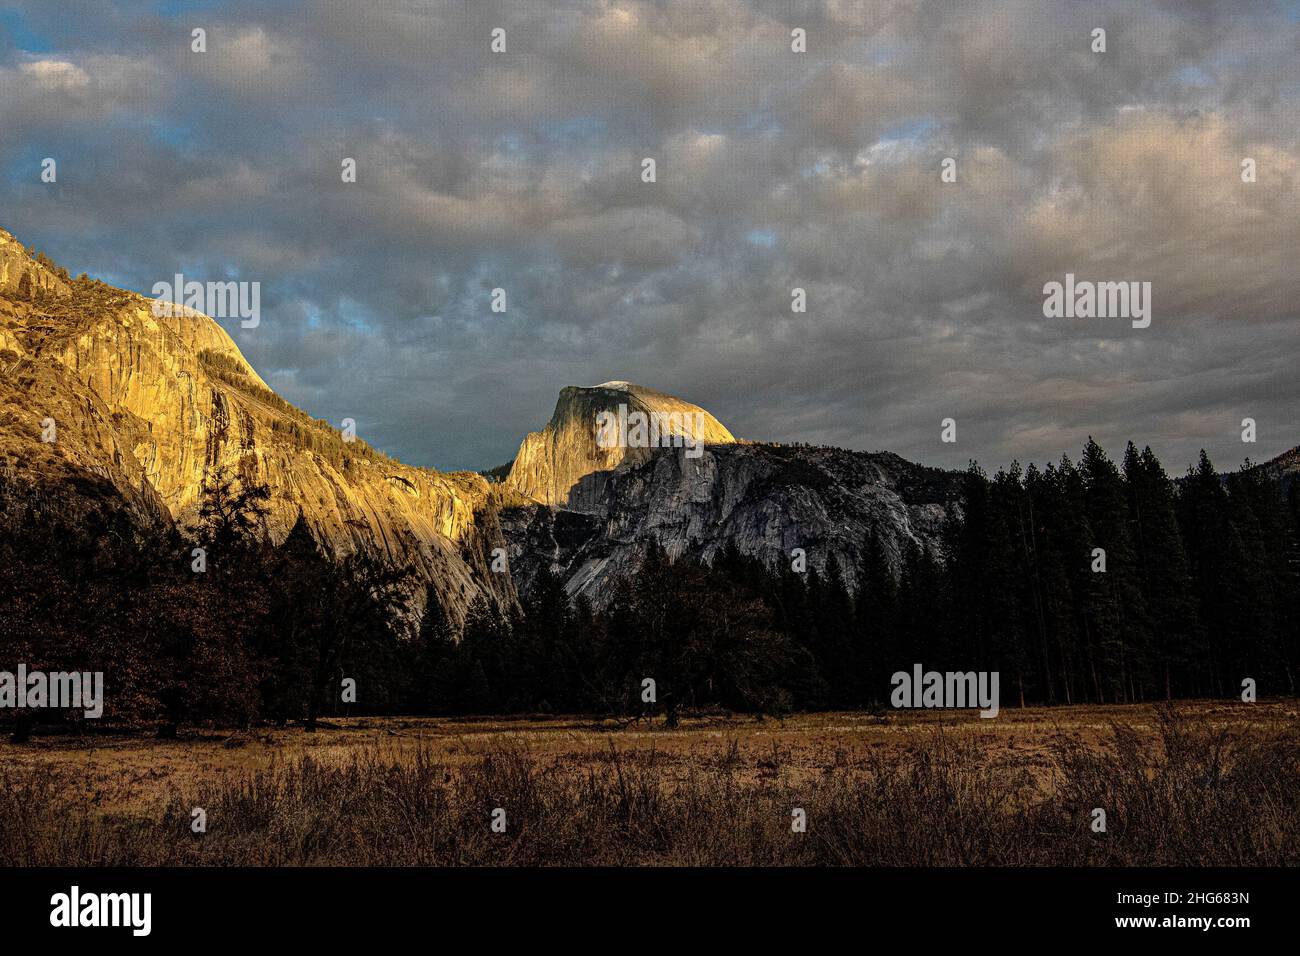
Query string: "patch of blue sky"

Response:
xmin=338 ymin=298 xmax=379 ymax=335
xmin=1174 ymin=66 xmax=1213 ymax=88
xmin=0 ymin=10 xmax=53 ymax=53
xmin=301 ymin=306 xmax=324 ymax=332
xmin=3 ymin=149 xmax=42 ymax=185
xmin=737 ymin=112 xmax=782 ymax=137
xmin=866 ymin=43 xmax=901 ymax=66
xmin=799 ymin=158 xmax=835 ymax=180
xmin=541 ymin=115 xmax=608 ymax=145
xmin=877 ymin=118 xmax=939 ymax=145
xmin=148 ymin=120 xmax=201 ymax=152
xmin=495 ymin=132 xmax=526 ymax=154
xmin=151 ymin=0 xmax=272 ymax=18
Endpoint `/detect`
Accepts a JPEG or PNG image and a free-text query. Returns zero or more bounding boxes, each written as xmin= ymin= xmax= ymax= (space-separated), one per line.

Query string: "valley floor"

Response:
xmin=2 ymin=701 xmax=1297 ymax=866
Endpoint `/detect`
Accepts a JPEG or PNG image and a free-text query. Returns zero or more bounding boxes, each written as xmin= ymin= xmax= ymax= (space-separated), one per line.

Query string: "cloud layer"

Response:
xmin=2 ymin=0 xmax=1297 ymax=474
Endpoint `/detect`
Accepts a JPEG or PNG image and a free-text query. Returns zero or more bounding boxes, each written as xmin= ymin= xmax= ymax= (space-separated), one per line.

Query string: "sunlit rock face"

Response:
xmin=503 ymin=381 xmax=737 ymax=507
xmin=0 ymin=229 xmax=72 ymax=301
xmin=0 ymin=226 xmax=511 ymax=625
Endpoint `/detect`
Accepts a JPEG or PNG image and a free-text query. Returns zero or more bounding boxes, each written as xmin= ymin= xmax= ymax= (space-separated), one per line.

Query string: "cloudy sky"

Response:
xmin=2 ymin=0 xmax=1298 ymax=474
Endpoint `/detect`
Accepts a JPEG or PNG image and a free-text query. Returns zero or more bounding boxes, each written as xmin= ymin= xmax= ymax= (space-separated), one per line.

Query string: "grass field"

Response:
xmin=2 ymin=701 xmax=1297 ymax=866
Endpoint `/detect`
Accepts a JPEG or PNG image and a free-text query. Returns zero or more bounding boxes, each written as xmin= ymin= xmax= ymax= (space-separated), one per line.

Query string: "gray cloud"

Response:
xmin=1 ymin=0 xmax=1296 ymax=476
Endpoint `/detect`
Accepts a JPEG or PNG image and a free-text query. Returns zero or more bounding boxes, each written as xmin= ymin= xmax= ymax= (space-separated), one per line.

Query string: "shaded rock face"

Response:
xmin=504 ymin=381 xmax=736 ymax=506
xmin=500 ymin=440 xmax=963 ymax=607
xmin=0 ymin=227 xmax=511 ymax=626
xmin=1249 ymin=447 xmax=1300 ymax=496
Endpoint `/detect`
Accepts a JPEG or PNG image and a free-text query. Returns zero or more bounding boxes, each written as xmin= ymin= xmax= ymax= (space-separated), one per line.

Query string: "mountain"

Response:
xmin=0 ymin=227 xmax=512 ymax=625
xmin=1248 ymin=446 xmax=1300 ymax=495
xmin=495 ymin=380 xmax=960 ymax=604
xmin=5 ymin=225 xmax=1296 ymax=630
xmin=0 ymin=223 xmax=958 ymax=625
xmin=503 ymin=381 xmax=737 ymax=506
xmin=501 ymin=437 xmax=960 ymax=606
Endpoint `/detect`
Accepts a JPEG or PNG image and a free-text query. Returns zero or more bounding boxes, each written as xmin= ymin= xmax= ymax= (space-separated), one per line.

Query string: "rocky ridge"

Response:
xmin=501 ymin=438 xmax=960 ymax=607
xmin=0 ymin=227 xmax=511 ymax=624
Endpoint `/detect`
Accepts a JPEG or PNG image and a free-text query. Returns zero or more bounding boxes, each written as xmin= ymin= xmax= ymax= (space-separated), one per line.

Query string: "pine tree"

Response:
xmin=989 ymin=463 xmax=1037 ymax=707
xmin=1224 ymin=464 xmax=1288 ymax=688
xmin=458 ymin=596 xmax=504 ymax=713
xmin=418 ymin=586 xmax=459 ymax=713
xmin=1177 ymin=451 xmax=1234 ymax=695
xmin=1079 ymin=438 xmax=1152 ymax=702
xmin=815 ymin=555 xmax=856 ymax=705
xmin=854 ymin=527 xmax=897 ymax=705
xmin=1122 ymin=444 xmax=1201 ymax=698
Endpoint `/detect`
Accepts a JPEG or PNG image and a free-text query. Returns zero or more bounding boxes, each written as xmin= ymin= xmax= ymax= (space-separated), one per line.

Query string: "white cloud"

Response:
xmin=19 ymin=59 xmax=91 ymax=89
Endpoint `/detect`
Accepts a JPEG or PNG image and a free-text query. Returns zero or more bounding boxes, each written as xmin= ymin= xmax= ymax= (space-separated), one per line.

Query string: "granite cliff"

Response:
xmin=500 ymin=438 xmax=961 ymax=607
xmin=493 ymin=380 xmax=962 ymax=605
xmin=0 ymin=227 xmax=511 ymax=624
xmin=503 ymin=381 xmax=737 ymax=506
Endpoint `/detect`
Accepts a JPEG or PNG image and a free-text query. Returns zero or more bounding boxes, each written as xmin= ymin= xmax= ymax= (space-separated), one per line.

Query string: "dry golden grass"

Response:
xmin=2 ymin=701 xmax=1297 ymax=866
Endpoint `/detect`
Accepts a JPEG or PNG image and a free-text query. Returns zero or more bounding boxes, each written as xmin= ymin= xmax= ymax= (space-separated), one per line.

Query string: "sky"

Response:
xmin=2 ymin=0 xmax=1298 ymax=474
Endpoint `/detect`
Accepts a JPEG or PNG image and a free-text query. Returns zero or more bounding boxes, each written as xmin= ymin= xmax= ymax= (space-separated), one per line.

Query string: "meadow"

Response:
xmin=1 ymin=701 xmax=1296 ymax=866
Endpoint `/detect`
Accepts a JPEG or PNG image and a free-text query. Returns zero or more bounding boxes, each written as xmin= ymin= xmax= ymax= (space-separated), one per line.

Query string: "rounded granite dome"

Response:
xmin=505 ymin=382 xmax=737 ymax=506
